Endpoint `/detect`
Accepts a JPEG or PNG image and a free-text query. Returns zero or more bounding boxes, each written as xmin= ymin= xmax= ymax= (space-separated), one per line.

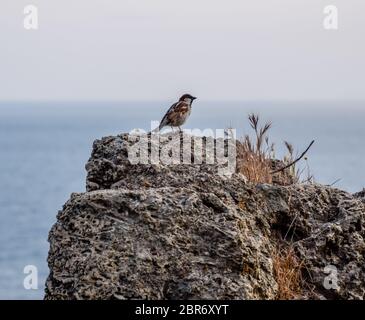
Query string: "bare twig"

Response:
xmin=329 ymin=178 xmax=342 ymax=187
xmin=271 ymin=140 xmax=315 ymax=174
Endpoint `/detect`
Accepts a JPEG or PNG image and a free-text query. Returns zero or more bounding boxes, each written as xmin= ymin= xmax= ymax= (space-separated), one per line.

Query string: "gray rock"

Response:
xmin=354 ymin=189 xmax=365 ymax=203
xmin=45 ymin=132 xmax=365 ymax=300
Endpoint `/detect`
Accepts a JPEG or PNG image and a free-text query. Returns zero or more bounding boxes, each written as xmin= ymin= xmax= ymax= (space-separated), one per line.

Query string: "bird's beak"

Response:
xmin=192 ymin=96 xmax=197 ymax=100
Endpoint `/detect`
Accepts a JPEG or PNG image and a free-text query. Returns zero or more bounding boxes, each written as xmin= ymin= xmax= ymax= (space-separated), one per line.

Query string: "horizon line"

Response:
xmin=0 ymin=99 xmax=365 ymax=104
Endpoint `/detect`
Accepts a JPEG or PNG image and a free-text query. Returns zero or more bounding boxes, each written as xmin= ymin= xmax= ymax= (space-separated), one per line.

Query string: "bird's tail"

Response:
xmin=148 ymin=124 xmax=162 ymax=134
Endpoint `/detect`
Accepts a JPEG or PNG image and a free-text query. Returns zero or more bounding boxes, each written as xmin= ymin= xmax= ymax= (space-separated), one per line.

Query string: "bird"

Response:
xmin=152 ymin=94 xmax=197 ymax=133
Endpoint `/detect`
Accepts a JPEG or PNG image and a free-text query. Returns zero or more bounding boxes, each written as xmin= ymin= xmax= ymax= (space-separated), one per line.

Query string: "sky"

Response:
xmin=1 ymin=0 xmax=365 ymax=101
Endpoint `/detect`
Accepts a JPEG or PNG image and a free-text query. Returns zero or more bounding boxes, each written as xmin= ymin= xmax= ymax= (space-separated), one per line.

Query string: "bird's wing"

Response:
xmin=159 ymin=101 xmax=179 ymax=129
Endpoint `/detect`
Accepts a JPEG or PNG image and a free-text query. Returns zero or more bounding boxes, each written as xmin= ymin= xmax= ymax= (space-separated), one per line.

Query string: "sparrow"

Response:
xmin=152 ymin=94 xmax=197 ymax=133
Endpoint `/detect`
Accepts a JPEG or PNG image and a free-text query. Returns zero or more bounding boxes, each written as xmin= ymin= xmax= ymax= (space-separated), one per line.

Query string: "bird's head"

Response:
xmin=179 ymin=94 xmax=197 ymax=104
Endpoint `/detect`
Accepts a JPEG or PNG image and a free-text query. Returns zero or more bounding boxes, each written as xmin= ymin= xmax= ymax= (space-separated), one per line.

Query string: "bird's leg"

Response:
xmin=178 ymin=126 xmax=182 ymax=133
xmin=170 ymin=126 xmax=174 ymax=133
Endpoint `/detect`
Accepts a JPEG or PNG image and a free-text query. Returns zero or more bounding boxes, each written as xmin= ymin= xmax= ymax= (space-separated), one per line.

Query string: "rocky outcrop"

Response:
xmin=45 ymin=133 xmax=365 ymax=300
xmin=354 ymin=189 xmax=365 ymax=203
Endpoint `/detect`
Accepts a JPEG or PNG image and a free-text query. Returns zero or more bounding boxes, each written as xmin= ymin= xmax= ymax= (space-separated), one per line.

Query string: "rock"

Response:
xmin=45 ymin=132 xmax=365 ymax=300
xmin=354 ymin=189 xmax=365 ymax=203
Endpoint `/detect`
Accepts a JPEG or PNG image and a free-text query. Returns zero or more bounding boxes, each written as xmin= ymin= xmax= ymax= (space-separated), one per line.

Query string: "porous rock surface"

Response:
xmin=45 ymin=133 xmax=365 ymax=299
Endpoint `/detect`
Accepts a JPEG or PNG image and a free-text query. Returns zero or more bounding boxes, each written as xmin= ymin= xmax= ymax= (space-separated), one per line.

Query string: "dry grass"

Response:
xmin=236 ymin=113 xmax=312 ymax=185
xmin=273 ymin=246 xmax=304 ymax=300
xmin=283 ymin=141 xmax=314 ymax=184
xmin=236 ymin=114 xmax=274 ymax=184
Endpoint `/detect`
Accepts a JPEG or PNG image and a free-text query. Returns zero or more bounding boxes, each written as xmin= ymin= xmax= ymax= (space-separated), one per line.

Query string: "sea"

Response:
xmin=0 ymin=101 xmax=364 ymax=299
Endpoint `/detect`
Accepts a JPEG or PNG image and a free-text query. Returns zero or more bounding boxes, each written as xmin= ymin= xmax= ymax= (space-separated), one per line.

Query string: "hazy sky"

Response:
xmin=1 ymin=1 xmax=365 ymax=101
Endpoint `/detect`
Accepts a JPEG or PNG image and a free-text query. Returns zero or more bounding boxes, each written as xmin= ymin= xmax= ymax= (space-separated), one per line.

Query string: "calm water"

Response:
xmin=0 ymin=101 xmax=364 ymax=299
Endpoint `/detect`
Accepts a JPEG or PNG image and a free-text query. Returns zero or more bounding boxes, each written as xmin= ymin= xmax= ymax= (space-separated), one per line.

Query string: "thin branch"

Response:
xmin=301 ymin=176 xmax=314 ymax=184
xmin=329 ymin=178 xmax=342 ymax=187
xmin=271 ymin=140 xmax=315 ymax=174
